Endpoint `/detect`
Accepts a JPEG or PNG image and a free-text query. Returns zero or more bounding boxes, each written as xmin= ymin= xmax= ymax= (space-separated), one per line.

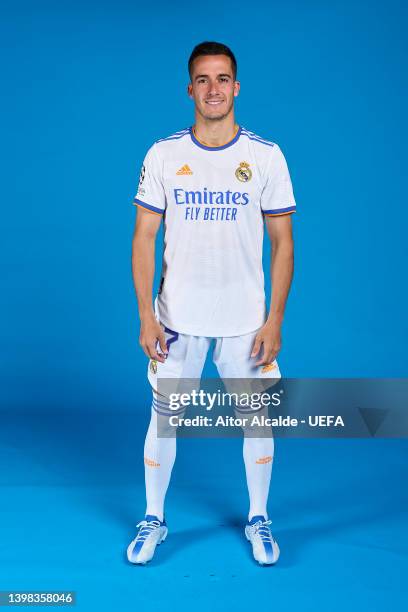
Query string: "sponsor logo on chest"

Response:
xmin=171 ymin=161 xmax=254 ymax=222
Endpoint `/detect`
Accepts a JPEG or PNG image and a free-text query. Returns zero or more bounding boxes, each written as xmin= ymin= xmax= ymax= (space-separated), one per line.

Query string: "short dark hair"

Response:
xmin=188 ymin=41 xmax=237 ymax=81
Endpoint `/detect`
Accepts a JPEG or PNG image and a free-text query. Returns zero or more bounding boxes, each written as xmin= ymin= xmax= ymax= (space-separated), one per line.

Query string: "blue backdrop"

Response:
xmin=1 ymin=1 xmax=407 ymax=610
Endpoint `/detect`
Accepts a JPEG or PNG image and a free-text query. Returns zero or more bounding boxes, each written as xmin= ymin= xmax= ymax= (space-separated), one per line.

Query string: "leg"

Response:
xmin=213 ymin=331 xmax=281 ymax=521
xmin=143 ymin=330 xmax=210 ymax=521
xmin=143 ymin=399 xmax=178 ymax=521
xmin=242 ymin=428 xmax=274 ymax=521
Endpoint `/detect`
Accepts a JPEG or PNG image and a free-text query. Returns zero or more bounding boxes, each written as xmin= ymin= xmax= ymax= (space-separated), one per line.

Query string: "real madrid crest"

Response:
xmin=149 ymin=359 xmax=158 ymax=374
xmin=235 ymin=161 xmax=252 ymax=182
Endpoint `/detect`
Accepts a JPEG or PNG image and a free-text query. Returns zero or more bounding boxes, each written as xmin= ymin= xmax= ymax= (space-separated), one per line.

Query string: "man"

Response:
xmin=128 ymin=41 xmax=296 ymax=566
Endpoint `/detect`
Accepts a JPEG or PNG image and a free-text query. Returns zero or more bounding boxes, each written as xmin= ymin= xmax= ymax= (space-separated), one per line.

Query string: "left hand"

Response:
xmin=251 ymin=321 xmax=282 ymax=366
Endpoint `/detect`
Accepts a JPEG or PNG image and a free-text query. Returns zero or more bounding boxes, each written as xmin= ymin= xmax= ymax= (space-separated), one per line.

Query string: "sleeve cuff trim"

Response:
xmin=133 ymin=198 xmax=164 ymax=215
xmin=263 ymin=205 xmax=296 ymax=216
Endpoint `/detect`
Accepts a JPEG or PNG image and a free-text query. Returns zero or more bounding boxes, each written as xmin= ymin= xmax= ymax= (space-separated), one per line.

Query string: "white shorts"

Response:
xmin=147 ymin=320 xmax=282 ymax=435
xmin=147 ymin=324 xmax=281 ymax=388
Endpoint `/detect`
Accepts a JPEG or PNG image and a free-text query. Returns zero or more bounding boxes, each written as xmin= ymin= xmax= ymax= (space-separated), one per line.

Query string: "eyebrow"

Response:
xmin=194 ymin=73 xmax=232 ymax=81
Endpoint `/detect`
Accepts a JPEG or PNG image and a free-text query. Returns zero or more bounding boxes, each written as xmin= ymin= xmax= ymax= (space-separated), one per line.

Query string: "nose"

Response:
xmin=207 ymin=80 xmax=220 ymax=96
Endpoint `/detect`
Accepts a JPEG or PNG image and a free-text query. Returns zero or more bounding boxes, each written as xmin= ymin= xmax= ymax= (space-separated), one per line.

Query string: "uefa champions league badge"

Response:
xmin=137 ymin=164 xmax=146 ymax=196
xmin=139 ymin=164 xmax=145 ymax=185
xmin=235 ymin=161 xmax=252 ymax=182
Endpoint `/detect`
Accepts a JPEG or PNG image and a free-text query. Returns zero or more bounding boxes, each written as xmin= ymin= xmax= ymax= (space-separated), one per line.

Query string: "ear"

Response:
xmin=233 ymin=80 xmax=241 ymax=97
xmin=187 ymin=83 xmax=193 ymax=98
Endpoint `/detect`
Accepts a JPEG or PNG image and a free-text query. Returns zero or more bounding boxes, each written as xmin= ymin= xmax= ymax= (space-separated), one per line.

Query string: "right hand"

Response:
xmin=139 ymin=315 xmax=168 ymax=363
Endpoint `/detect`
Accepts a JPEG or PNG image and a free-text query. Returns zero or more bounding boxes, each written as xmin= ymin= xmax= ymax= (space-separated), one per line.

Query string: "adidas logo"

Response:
xmin=176 ymin=164 xmax=193 ymax=175
xmin=261 ymin=363 xmax=276 ymax=374
xmin=144 ymin=457 xmax=160 ymax=467
xmin=256 ymin=456 xmax=273 ymax=464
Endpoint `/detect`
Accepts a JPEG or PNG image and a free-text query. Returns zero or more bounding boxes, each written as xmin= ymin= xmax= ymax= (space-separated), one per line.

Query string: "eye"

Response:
xmin=220 ymin=77 xmax=229 ymax=82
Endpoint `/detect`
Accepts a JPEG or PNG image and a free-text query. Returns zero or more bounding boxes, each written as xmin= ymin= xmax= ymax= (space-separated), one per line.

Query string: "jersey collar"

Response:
xmin=189 ymin=125 xmax=242 ymax=151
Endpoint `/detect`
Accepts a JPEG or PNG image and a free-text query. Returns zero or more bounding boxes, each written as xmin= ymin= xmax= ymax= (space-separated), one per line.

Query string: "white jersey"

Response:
xmin=132 ymin=125 xmax=296 ymax=337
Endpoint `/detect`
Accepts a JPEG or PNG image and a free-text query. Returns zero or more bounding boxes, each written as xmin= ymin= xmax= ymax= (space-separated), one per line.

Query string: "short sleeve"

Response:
xmin=132 ymin=143 xmax=166 ymax=215
xmin=260 ymin=144 xmax=296 ymax=216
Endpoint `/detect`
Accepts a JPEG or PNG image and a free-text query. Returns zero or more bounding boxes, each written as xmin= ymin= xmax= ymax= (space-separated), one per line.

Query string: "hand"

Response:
xmin=139 ymin=315 xmax=168 ymax=363
xmin=251 ymin=321 xmax=282 ymax=366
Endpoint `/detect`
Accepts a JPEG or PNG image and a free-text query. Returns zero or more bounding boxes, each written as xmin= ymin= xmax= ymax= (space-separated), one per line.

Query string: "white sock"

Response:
xmin=243 ymin=435 xmax=274 ymax=521
xmin=143 ymin=399 xmax=177 ymax=522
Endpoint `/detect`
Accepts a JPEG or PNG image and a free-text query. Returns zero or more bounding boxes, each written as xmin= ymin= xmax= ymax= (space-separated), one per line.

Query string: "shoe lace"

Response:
xmin=135 ymin=519 xmax=161 ymax=542
xmin=251 ymin=519 xmax=273 ymax=542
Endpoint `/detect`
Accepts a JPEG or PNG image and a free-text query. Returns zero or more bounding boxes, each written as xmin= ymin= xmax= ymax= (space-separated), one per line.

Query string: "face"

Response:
xmin=188 ymin=54 xmax=240 ymax=121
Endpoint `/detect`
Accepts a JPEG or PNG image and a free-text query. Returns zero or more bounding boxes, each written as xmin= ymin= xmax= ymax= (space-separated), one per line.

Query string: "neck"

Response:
xmin=193 ymin=115 xmax=238 ymax=147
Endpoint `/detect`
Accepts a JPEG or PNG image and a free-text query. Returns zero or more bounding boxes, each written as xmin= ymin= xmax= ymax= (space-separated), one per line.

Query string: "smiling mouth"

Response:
xmin=205 ymin=100 xmax=224 ymax=105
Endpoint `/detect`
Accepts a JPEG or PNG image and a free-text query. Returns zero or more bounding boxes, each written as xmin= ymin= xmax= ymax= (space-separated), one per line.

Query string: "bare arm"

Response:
xmin=131 ymin=208 xmax=167 ymax=363
xmin=251 ymin=214 xmax=294 ymax=365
